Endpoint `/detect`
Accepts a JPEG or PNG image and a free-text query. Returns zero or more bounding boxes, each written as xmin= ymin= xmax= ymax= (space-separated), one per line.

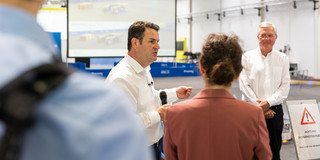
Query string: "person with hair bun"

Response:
xmin=164 ymin=33 xmax=272 ymax=160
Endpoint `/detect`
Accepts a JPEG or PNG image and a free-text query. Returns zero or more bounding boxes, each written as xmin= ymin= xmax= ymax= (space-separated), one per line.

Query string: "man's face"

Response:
xmin=136 ymin=28 xmax=160 ymax=67
xmin=257 ymin=26 xmax=277 ymax=51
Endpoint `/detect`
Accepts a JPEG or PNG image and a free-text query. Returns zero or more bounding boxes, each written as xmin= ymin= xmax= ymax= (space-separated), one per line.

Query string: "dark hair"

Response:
xmin=127 ymin=21 xmax=160 ymax=51
xmin=200 ymin=33 xmax=243 ymax=86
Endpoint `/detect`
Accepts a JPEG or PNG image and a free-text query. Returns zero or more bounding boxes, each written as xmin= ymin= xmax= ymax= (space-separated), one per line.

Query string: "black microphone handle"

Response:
xmin=160 ymin=91 xmax=167 ymax=105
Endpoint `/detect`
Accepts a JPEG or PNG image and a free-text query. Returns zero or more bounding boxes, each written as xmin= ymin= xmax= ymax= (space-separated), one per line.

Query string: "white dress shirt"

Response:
xmin=239 ymin=48 xmax=290 ymax=107
xmin=106 ymin=55 xmax=178 ymax=145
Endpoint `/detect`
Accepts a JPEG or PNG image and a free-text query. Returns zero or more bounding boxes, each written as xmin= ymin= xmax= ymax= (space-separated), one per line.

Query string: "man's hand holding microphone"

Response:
xmin=157 ymin=86 xmax=193 ymax=121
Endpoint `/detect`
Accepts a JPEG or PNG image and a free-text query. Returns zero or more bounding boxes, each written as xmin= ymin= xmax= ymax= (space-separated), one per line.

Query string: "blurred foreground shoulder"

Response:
xmin=20 ymin=72 xmax=151 ymax=160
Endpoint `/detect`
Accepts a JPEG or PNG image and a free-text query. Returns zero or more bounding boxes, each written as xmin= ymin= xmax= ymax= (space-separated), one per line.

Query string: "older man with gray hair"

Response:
xmin=239 ymin=22 xmax=290 ymax=160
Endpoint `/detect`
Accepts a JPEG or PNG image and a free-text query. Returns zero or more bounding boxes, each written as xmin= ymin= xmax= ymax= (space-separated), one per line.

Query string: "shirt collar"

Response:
xmin=125 ymin=54 xmax=150 ymax=74
xmin=0 ymin=5 xmax=56 ymax=53
xmin=257 ymin=47 xmax=273 ymax=58
xmin=194 ymin=89 xmax=235 ymax=99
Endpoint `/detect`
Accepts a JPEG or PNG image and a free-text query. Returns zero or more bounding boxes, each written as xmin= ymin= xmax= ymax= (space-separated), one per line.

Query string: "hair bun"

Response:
xmin=210 ymin=60 xmax=235 ymax=85
xmin=200 ymin=33 xmax=243 ymax=86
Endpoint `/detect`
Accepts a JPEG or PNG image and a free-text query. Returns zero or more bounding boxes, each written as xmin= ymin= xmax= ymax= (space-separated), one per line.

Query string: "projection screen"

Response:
xmin=67 ymin=0 xmax=176 ymax=58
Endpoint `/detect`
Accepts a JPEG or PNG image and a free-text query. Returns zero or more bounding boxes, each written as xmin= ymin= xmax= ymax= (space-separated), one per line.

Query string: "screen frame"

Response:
xmin=67 ymin=0 xmax=177 ymax=58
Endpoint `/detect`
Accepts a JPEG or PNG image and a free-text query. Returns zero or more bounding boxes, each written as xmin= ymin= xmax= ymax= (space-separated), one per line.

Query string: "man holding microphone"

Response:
xmin=106 ymin=21 xmax=192 ymax=160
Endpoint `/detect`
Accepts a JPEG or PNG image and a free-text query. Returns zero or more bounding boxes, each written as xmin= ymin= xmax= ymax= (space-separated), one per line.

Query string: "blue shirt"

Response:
xmin=0 ymin=4 xmax=150 ymax=160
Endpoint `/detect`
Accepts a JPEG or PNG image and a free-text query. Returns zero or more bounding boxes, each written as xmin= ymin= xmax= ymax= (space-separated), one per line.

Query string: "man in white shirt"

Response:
xmin=106 ymin=21 xmax=192 ymax=160
xmin=239 ymin=22 xmax=290 ymax=160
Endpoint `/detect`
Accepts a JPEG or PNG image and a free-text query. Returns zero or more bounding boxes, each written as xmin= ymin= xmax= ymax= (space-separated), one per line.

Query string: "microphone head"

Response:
xmin=160 ymin=91 xmax=167 ymax=105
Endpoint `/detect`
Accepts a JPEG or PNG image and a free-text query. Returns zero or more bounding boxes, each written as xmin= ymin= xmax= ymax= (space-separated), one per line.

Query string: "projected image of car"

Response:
xmin=77 ymin=2 xmax=93 ymax=10
xmin=97 ymin=33 xmax=123 ymax=45
xmin=103 ymin=3 xmax=127 ymax=15
xmin=68 ymin=0 xmax=176 ymax=58
xmin=79 ymin=34 xmax=95 ymax=41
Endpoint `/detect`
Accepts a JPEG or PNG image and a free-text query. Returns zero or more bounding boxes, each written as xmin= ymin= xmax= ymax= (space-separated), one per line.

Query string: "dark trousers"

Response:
xmin=266 ymin=104 xmax=284 ymax=160
xmin=150 ymin=142 xmax=161 ymax=160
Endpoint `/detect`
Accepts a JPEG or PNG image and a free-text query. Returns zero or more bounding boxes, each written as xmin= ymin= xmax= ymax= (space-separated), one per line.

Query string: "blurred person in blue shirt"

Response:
xmin=0 ymin=0 xmax=151 ymax=160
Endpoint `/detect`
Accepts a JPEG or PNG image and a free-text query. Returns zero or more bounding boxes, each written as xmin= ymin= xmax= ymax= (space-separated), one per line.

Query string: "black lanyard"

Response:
xmin=0 ymin=59 xmax=73 ymax=160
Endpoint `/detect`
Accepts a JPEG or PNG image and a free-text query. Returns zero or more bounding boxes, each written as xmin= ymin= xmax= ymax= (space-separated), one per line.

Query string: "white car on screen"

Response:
xmin=103 ymin=3 xmax=127 ymax=15
xmin=79 ymin=34 xmax=95 ymax=41
xmin=77 ymin=2 xmax=93 ymax=10
xmin=97 ymin=33 xmax=122 ymax=45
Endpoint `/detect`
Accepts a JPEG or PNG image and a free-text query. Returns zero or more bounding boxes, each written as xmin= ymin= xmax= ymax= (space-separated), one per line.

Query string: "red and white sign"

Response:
xmin=301 ymin=107 xmax=316 ymax=125
xmin=287 ymin=100 xmax=320 ymax=160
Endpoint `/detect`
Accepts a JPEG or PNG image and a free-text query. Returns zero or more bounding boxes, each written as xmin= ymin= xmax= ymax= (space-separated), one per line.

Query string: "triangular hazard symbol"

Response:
xmin=301 ymin=107 xmax=316 ymax=125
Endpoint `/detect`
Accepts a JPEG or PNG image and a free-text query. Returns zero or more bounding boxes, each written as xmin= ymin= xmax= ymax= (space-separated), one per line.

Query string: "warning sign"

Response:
xmin=286 ymin=100 xmax=320 ymax=160
xmin=301 ymin=107 xmax=316 ymax=125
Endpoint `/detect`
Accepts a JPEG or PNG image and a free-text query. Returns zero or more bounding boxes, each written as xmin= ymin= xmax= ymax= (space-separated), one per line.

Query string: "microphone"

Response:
xmin=160 ymin=91 xmax=167 ymax=105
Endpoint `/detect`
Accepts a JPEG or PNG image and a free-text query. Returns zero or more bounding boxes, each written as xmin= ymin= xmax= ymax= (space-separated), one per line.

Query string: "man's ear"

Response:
xmin=131 ymin=38 xmax=138 ymax=50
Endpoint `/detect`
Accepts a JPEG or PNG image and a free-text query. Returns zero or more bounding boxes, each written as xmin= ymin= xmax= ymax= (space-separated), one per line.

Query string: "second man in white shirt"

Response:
xmin=239 ymin=22 xmax=290 ymax=160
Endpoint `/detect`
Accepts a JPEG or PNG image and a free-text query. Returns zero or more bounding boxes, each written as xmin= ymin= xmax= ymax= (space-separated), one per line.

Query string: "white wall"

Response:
xmin=192 ymin=0 xmax=221 ymax=52
xmin=37 ymin=9 xmax=67 ymax=39
xmin=264 ymin=2 xmax=315 ymax=76
xmin=317 ymin=8 xmax=320 ymax=77
xmin=37 ymin=9 xmax=74 ymax=63
xmin=176 ymin=0 xmax=191 ymax=50
xmin=177 ymin=0 xmax=320 ymax=78
xmin=221 ymin=12 xmax=260 ymax=51
xmin=222 ymin=0 xmax=258 ymax=8
xmin=37 ymin=1 xmax=320 ymax=77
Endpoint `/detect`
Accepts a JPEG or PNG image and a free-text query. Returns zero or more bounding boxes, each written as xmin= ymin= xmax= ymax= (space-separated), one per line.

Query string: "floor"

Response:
xmin=153 ymin=76 xmax=320 ymax=160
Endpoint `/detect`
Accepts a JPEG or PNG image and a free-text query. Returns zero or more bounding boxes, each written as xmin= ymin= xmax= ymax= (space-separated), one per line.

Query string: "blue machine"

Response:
xmin=48 ymin=32 xmax=62 ymax=58
xmin=68 ymin=61 xmax=200 ymax=78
